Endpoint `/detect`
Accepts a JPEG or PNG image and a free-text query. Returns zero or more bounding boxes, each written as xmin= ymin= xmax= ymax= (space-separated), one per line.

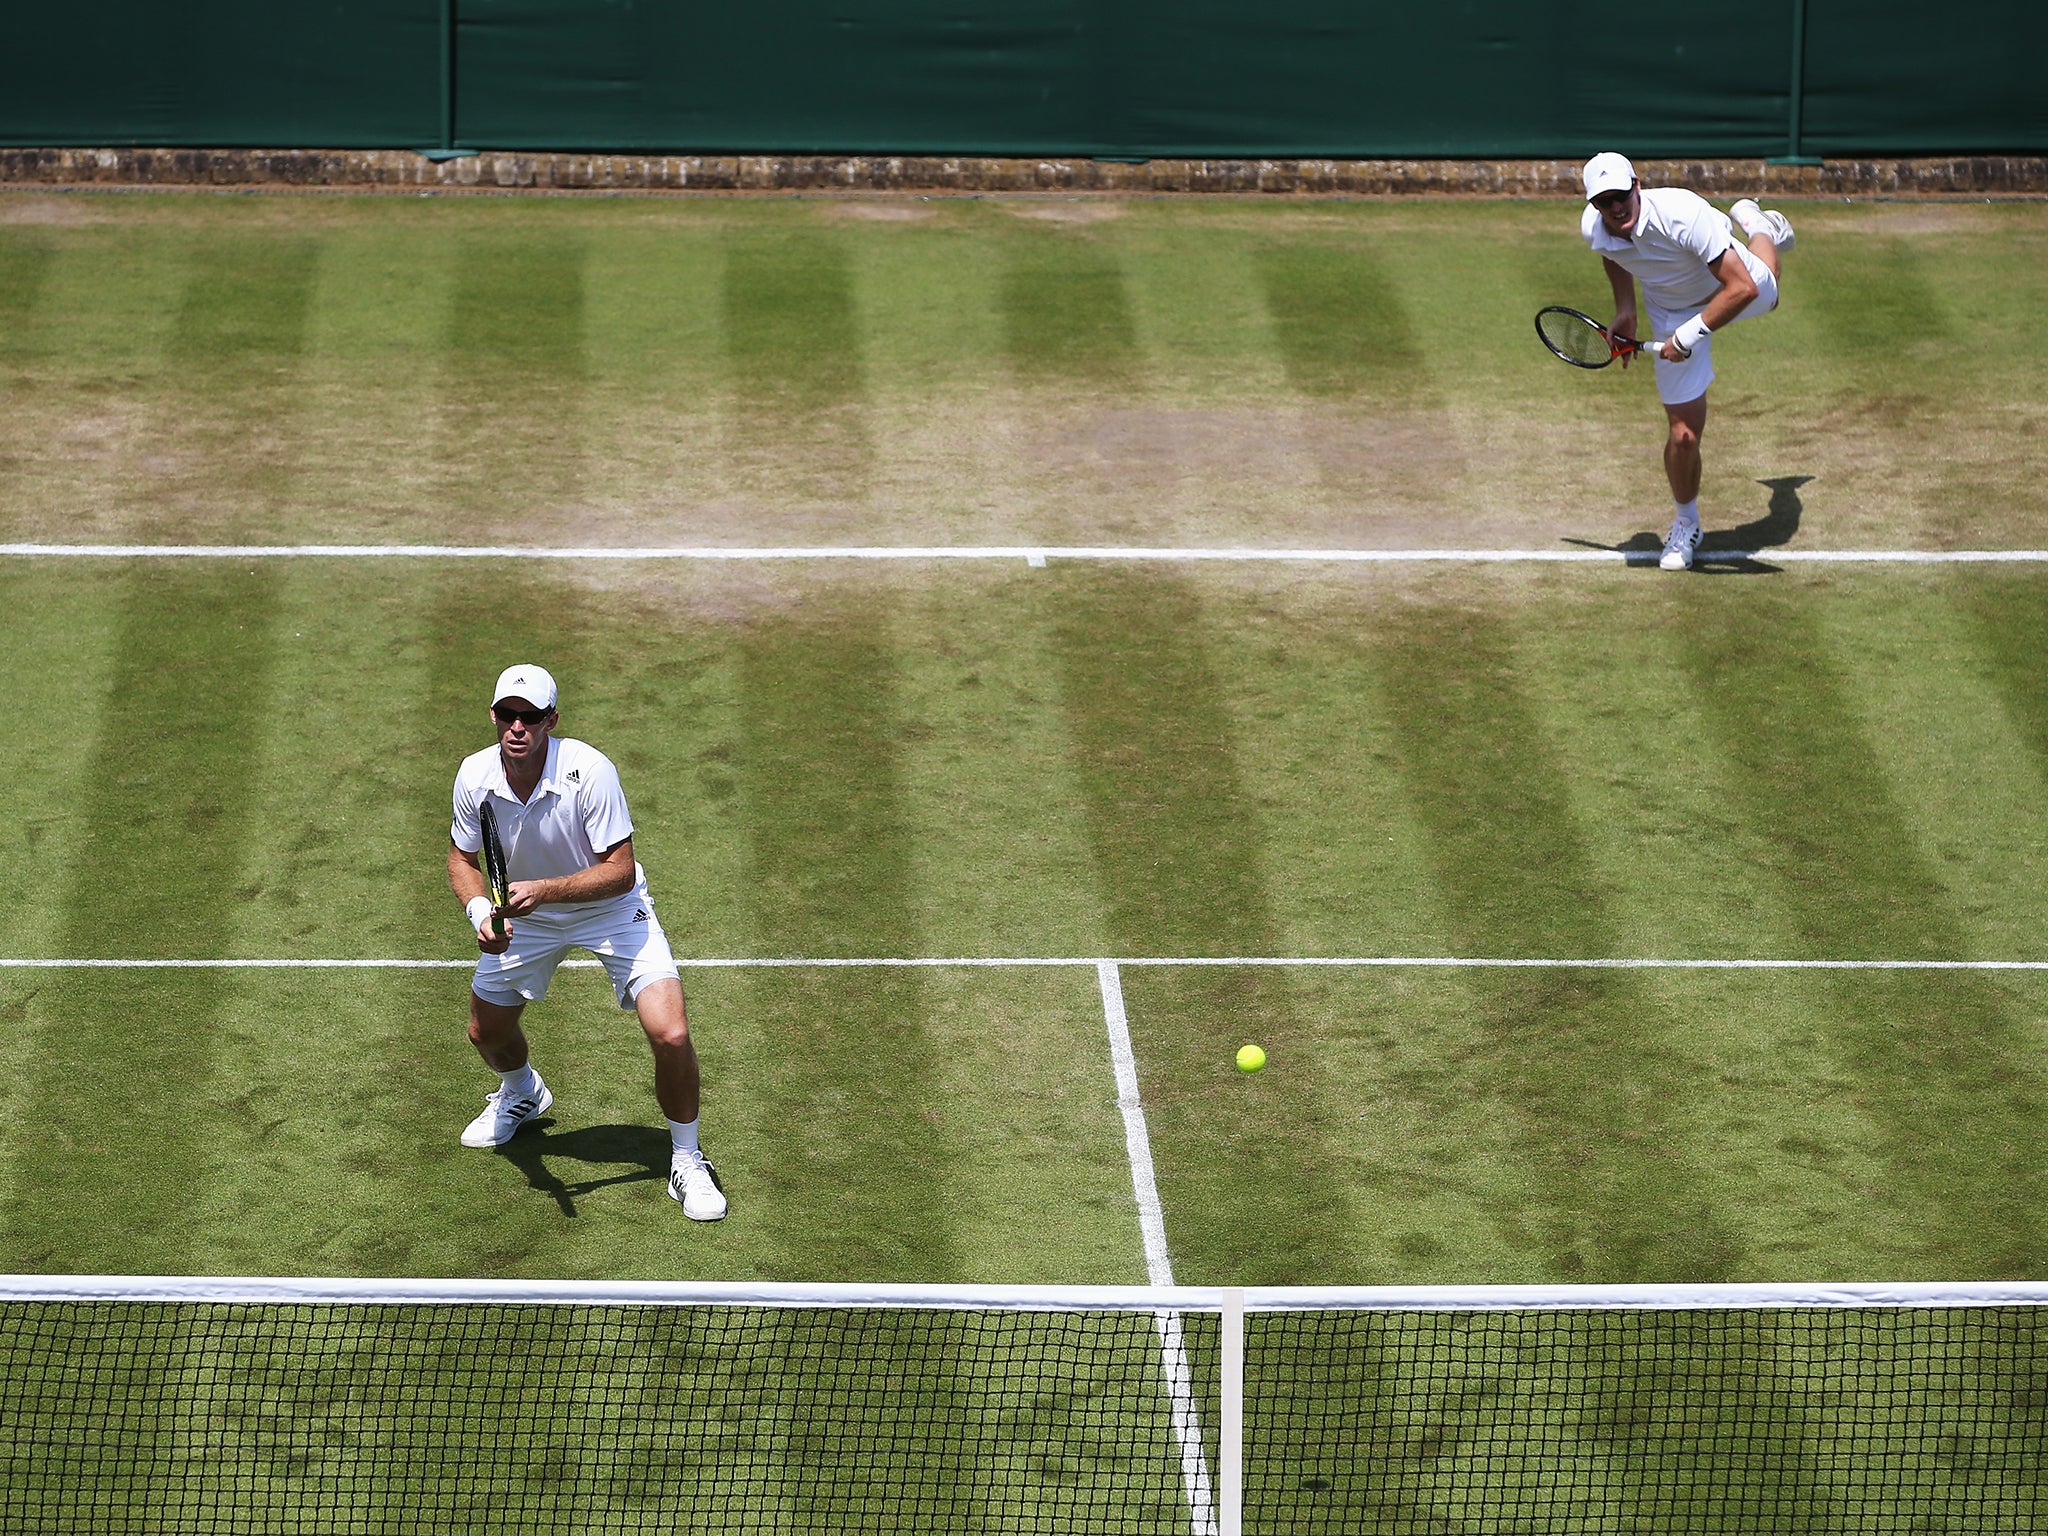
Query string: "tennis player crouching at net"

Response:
xmin=1581 ymin=152 xmax=1794 ymax=571
xmin=447 ymin=664 xmax=726 ymax=1221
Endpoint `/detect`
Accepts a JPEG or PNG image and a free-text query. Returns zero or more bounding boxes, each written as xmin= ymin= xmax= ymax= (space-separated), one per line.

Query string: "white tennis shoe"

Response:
xmin=1659 ymin=515 xmax=1702 ymax=572
xmin=669 ymin=1150 xmax=728 ymax=1221
xmin=1730 ymin=199 xmax=1796 ymax=251
xmin=459 ymin=1074 xmax=553 ymax=1147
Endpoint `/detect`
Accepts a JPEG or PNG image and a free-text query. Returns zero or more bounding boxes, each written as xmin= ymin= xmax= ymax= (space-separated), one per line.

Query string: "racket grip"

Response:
xmin=491 ymin=912 xmax=505 ymax=937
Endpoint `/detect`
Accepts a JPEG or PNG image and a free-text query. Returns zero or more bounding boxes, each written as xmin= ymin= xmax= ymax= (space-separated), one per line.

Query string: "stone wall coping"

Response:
xmin=3 ymin=147 xmax=2044 ymax=196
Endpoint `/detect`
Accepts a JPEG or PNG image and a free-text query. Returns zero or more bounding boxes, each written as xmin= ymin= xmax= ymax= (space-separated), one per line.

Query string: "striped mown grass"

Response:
xmin=3 ymin=193 xmax=2047 ymax=1286
xmin=2 ymin=552 xmax=2047 ymax=1285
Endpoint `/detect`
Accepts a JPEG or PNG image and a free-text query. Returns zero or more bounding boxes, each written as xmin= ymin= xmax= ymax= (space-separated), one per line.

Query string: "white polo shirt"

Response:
xmin=451 ymin=737 xmax=645 ymax=917
xmin=1581 ymin=187 xmax=1737 ymax=312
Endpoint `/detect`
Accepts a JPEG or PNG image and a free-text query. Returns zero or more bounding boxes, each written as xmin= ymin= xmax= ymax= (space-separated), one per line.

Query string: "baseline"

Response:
xmin=5 ymin=956 xmax=2046 ymax=970
xmin=4 ymin=543 xmax=2048 ymax=566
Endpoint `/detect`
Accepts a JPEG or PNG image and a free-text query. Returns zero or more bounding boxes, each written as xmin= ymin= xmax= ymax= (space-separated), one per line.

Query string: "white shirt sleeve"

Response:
xmin=450 ymin=774 xmax=483 ymax=854
xmin=577 ymin=753 xmax=635 ymax=854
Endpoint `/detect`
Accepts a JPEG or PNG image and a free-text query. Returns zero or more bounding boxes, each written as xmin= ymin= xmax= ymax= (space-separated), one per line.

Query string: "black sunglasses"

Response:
xmin=493 ymin=705 xmax=553 ymax=726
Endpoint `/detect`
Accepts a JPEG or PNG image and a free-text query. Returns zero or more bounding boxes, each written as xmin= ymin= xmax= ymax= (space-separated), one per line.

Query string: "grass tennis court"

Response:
xmin=3 ymin=191 xmax=2048 ymax=1291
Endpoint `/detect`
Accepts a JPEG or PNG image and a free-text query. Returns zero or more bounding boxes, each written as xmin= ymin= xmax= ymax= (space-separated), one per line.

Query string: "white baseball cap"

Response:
xmin=1582 ymin=152 xmax=1637 ymax=201
xmin=492 ymin=664 xmax=558 ymax=711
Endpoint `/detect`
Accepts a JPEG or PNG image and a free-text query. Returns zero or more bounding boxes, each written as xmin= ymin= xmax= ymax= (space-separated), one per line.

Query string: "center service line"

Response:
xmin=4 ymin=543 xmax=2047 ymax=565
xmin=1095 ymin=962 xmax=1176 ymax=1287
xmin=1094 ymin=961 xmax=1223 ymax=1536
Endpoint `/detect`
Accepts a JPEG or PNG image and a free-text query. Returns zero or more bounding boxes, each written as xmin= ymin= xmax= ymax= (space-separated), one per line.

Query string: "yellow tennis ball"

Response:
xmin=1236 ymin=1043 xmax=1266 ymax=1073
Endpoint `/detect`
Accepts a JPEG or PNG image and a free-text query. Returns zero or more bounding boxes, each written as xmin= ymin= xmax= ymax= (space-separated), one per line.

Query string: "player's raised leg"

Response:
xmin=635 ymin=978 xmax=727 ymax=1221
xmin=1729 ymin=198 xmax=1794 ymax=277
xmin=461 ymin=992 xmax=554 ymax=1147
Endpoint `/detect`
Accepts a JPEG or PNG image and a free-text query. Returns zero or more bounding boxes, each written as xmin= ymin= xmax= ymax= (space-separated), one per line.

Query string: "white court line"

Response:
xmin=4 ymin=542 xmax=2048 ymax=565
xmin=5 ymin=955 xmax=2046 ymax=970
xmin=1096 ymin=962 xmax=1218 ymax=1536
xmin=1096 ymin=963 xmax=1176 ymax=1287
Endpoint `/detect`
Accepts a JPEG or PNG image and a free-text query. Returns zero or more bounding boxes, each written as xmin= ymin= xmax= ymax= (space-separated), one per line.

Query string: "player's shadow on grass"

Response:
xmin=493 ymin=1123 xmax=669 ymax=1217
xmin=1565 ymin=474 xmax=1811 ymax=574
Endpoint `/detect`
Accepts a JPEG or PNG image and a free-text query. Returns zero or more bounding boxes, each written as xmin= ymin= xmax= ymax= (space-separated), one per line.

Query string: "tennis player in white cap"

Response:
xmin=447 ymin=664 xmax=726 ymax=1221
xmin=1580 ymin=152 xmax=1794 ymax=570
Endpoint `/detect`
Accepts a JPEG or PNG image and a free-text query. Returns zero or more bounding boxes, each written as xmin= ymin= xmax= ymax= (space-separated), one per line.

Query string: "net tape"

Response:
xmin=2 ymin=1278 xmax=2043 ymax=1534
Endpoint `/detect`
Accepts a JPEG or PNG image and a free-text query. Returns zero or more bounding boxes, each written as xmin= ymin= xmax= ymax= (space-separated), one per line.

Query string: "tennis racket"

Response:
xmin=478 ymin=800 xmax=509 ymax=938
xmin=1534 ymin=305 xmax=1687 ymax=368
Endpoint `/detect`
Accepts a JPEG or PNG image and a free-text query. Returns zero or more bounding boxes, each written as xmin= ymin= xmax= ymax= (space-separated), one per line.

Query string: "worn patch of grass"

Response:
xmin=2 ymin=194 xmax=2043 ymax=551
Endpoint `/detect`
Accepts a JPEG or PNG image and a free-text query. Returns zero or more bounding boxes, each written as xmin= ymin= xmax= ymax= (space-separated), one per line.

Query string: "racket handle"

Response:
xmin=491 ymin=911 xmax=505 ymax=937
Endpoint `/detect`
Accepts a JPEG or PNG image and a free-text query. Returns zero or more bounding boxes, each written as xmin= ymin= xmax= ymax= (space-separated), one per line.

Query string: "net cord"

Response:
xmin=7 ymin=1275 xmax=2046 ymax=1310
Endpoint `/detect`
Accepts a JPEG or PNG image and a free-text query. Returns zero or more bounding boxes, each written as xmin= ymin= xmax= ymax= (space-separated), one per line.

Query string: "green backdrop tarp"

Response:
xmin=1801 ymin=0 xmax=2048 ymax=155
xmin=453 ymin=0 xmax=1103 ymax=154
xmin=454 ymin=0 xmax=1785 ymax=156
xmin=0 ymin=0 xmax=441 ymax=148
xmin=0 ymin=0 xmax=2041 ymax=157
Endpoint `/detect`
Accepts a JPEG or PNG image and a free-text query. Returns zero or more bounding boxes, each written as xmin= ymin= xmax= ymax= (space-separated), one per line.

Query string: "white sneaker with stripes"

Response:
xmin=669 ymin=1150 xmax=728 ymax=1221
xmin=1659 ymin=515 xmax=1702 ymax=572
xmin=459 ymin=1074 xmax=553 ymax=1148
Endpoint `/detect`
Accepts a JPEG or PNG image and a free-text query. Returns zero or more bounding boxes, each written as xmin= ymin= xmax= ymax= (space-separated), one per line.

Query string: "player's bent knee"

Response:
xmin=630 ymin=977 xmax=691 ymax=1046
xmin=647 ymin=1024 xmax=695 ymax=1057
xmin=638 ymin=1011 xmax=694 ymax=1056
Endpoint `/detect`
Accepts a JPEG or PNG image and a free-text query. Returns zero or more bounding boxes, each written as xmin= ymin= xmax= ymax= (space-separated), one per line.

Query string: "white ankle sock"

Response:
xmin=1674 ymin=498 xmax=1700 ymax=528
xmin=668 ymin=1117 xmax=701 ymax=1157
xmin=499 ymin=1064 xmax=537 ymax=1098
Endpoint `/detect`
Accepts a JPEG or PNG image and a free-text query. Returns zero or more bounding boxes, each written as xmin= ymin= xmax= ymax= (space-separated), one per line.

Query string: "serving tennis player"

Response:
xmin=1580 ymin=152 xmax=1794 ymax=570
xmin=447 ymin=664 xmax=726 ymax=1221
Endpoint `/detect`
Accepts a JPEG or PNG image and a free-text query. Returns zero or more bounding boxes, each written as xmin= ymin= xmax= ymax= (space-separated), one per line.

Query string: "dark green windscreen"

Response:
xmin=1 ymin=0 xmax=441 ymax=148
xmin=1 ymin=0 xmax=2040 ymax=156
xmin=1802 ymin=0 xmax=2048 ymax=155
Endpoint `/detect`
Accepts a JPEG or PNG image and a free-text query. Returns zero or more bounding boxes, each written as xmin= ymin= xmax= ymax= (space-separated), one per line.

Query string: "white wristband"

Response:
xmin=466 ymin=896 xmax=495 ymax=930
xmin=1672 ymin=314 xmax=1712 ymax=354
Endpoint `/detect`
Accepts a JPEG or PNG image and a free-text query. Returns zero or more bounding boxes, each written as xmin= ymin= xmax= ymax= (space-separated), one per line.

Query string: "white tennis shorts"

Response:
xmin=1647 ymin=243 xmax=1779 ymax=406
xmin=471 ymin=892 xmax=680 ymax=1010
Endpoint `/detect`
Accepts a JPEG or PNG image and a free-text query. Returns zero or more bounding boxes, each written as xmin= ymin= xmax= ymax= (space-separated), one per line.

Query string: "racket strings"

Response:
xmin=1539 ymin=309 xmax=1613 ymax=366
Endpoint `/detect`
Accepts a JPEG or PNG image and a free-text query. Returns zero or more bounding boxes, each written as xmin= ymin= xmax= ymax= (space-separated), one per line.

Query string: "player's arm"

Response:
xmin=1602 ymin=257 xmax=1639 ymax=365
xmin=449 ymin=842 xmax=490 ymax=906
xmin=1695 ymin=246 xmax=1760 ymax=331
xmin=1661 ymin=245 xmax=1761 ymax=360
xmin=449 ymin=843 xmax=510 ymax=951
xmin=502 ymin=839 xmax=637 ymax=915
